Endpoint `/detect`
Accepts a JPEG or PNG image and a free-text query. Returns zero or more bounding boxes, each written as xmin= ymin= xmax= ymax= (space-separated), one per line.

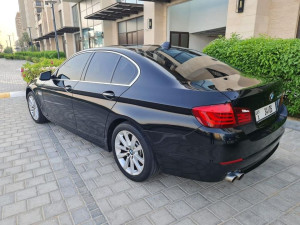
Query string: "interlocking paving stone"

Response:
xmin=166 ymin=200 xmax=194 ymax=219
xmin=0 ymin=60 xmax=300 ymax=224
xmin=191 ymin=209 xmax=222 ymax=225
xmin=149 ymin=208 xmax=176 ymax=225
xmin=207 ymin=201 xmax=238 ymax=221
xmin=127 ymin=199 xmax=152 ymax=218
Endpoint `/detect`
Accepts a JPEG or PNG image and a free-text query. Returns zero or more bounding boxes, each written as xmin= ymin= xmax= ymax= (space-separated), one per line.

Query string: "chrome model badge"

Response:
xmin=269 ymin=92 xmax=274 ymax=101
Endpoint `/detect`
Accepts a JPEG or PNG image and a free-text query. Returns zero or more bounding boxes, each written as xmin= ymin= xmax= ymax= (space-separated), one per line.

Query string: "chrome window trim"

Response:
xmin=56 ymin=50 xmax=141 ymax=87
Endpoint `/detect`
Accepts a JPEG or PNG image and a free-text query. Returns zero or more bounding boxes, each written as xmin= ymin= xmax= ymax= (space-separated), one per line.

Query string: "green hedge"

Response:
xmin=1 ymin=51 xmax=65 ymax=63
xmin=22 ymin=58 xmax=66 ymax=83
xmin=15 ymin=51 xmax=65 ymax=59
xmin=203 ymin=35 xmax=300 ymax=116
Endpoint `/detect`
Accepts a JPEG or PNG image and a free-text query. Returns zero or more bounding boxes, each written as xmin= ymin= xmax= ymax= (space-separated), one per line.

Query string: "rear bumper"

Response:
xmin=146 ymin=104 xmax=287 ymax=182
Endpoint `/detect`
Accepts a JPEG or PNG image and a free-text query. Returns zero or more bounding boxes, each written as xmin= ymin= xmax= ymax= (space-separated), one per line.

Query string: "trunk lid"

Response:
xmin=181 ymin=56 xmax=284 ymax=132
xmin=221 ymin=80 xmax=283 ymax=133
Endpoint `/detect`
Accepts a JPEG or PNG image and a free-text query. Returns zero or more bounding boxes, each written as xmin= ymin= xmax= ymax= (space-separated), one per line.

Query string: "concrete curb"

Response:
xmin=0 ymin=91 xmax=25 ymax=99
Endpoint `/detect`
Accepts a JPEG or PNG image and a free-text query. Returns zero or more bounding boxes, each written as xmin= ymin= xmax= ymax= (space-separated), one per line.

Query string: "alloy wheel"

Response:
xmin=28 ymin=95 xmax=39 ymax=121
xmin=115 ymin=130 xmax=145 ymax=176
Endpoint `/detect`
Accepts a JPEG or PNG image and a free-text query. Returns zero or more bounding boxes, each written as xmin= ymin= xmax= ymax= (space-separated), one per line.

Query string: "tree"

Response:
xmin=19 ymin=32 xmax=30 ymax=50
xmin=4 ymin=47 xmax=13 ymax=54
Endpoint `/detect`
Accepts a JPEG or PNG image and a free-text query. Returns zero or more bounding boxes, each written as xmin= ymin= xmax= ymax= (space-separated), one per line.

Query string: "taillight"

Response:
xmin=234 ymin=108 xmax=251 ymax=126
xmin=192 ymin=103 xmax=252 ymax=128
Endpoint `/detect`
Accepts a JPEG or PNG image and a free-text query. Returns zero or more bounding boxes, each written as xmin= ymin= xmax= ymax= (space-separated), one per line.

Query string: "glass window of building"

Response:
xmin=118 ymin=16 xmax=144 ymax=45
xmin=82 ymin=29 xmax=90 ymax=49
xmin=94 ymin=25 xmax=103 ymax=48
xmin=74 ymin=33 xmax=81 ymax=52
xmin=72 ymin=5 xmax=79 ymax=27
xmin=170 ymin=32 xmax=189 ymax=48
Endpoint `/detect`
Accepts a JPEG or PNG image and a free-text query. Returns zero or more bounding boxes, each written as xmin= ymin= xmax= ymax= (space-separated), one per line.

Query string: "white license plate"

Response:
xmin=255 ymin=102 xmax=277 ymax=122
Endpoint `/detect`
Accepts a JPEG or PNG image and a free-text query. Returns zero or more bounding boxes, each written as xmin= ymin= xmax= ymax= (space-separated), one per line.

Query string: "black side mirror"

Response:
xmin=40 ymin=71 xmax=52 ymax=81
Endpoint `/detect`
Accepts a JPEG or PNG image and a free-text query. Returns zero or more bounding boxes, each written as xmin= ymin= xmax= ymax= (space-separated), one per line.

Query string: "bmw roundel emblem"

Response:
xmin=269 ymin=92 xmax=274 ymax=101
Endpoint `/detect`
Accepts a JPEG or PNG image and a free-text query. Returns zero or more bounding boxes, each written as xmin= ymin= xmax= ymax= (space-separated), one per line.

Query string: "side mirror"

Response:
xmin=40 ymin=71 xmax=52 ymax=81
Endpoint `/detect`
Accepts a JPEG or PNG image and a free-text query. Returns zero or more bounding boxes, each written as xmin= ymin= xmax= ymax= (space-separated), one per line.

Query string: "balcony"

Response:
xmin=34 ymin=26 xmax=80 ymax=42
xmin=85 ymin=0 xmax=143 ymax=21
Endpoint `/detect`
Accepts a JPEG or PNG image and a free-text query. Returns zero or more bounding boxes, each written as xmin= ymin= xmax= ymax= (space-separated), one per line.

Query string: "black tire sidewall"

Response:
xmin=112 ymin=122 xmax=154 ymax=182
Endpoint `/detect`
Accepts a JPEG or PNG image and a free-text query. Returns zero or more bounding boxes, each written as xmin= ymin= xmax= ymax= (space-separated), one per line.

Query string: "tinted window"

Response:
xmin=57 ymin=53 xmax=91 ymax=80
xmin=112 ymin=57 xmax=138 ymax=85
xmin=85 ymin=52 xmax=120 ymax=83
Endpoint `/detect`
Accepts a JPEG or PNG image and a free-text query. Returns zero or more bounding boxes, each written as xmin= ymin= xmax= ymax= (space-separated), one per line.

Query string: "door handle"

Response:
xmin=64 ymin=85 xmax=72 ymax=92
xmin=102 ymin=91 xmax=115 ymax=100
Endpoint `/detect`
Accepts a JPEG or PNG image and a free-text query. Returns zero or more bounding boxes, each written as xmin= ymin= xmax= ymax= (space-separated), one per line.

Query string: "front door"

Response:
xmin=42 ymin=52 xmax=92 ymax=129
xmin=72 ymin=51 xmax=139 ymax=145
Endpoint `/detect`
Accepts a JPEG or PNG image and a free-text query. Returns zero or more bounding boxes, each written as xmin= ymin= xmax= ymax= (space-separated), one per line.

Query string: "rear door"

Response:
xmin=72 ymin=51 xmax=139 ymax=144
xmin=42 ymin=52 xmax=92 ymax=129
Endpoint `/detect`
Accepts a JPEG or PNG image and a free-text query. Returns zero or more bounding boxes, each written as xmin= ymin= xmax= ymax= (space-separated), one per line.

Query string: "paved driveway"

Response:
xmin=0 ymin=59 xmax=299 ymax=225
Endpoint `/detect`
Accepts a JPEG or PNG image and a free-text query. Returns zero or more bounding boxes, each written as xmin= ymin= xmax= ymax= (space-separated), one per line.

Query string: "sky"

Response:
xmin=0 ymin=0 xmax=19 ymax=48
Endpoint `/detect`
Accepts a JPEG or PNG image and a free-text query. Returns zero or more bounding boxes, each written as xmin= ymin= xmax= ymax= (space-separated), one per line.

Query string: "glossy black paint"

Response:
xmin=27 ymin=45 xmax=287 ymax=182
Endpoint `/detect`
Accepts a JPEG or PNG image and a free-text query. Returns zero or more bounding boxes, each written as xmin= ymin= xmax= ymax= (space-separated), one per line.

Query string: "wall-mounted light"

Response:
xmin=147 ymin=18 xmax=152 ymax=30
xmin=236 ymin=0 xmax=245 ymax=13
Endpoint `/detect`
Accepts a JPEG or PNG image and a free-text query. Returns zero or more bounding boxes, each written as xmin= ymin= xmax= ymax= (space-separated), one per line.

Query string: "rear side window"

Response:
xmin=57 ymin=53 xmax=91 ymax=80
xmin=85 ymin=52 xmax=120 ymax=83
xmin=112 ymin=57 xmax=138 ymax=85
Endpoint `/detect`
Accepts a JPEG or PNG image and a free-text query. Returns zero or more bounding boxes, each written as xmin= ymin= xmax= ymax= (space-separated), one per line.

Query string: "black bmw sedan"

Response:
xmin=26 ymin=44 xmax=287 ymax=182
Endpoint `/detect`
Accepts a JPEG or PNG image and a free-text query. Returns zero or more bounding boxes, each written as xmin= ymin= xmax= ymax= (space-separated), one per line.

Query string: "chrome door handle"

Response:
xmin=102 ymin=91 xmax=115 ymax=100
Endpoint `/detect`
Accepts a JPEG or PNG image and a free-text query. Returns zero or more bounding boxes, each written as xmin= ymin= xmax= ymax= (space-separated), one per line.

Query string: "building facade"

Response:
xmin=15 ymin=12 xmax=23 ymax=41
xmin=17 ymin=0 xmax=39 ymax=41
xmin=18 ymin=0 xmax=300 ymax=58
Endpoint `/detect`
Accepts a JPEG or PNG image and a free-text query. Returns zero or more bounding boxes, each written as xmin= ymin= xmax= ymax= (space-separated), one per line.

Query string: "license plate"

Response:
xmin=255 ymin=102 xmax=277 ymax=122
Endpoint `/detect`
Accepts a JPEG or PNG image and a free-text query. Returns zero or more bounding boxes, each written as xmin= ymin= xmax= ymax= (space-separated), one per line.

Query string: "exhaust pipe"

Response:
xmin=225 ymin=172 xmax=237 ymax=183
xmin=234 ymin=172 xmax=244 ymax=180
xmin=225 ymin=171 xmax=244 ymax=182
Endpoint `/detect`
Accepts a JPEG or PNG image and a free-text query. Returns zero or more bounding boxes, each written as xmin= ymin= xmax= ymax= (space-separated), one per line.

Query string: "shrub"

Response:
xmin=4 ymin=54 xmax=14 ymax=59
xmin=22 ymin=58 xmax=66 ymax=83
xmin=203 ymin=35 xmax=300 ymax=116
xmin=0 ymin=53 xmax=4 ymax=58
xmin=15 ymin=51 xmax=65 ymax=59
xmin=4 ymin=47 xmax=13 ymax=54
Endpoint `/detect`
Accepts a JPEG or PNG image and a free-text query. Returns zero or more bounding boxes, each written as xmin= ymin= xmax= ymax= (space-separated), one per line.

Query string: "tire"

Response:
xmin=112 ymin=122 xmax=159 ymax=182
xmin=27 ymin=91 xmax=48 ymax=124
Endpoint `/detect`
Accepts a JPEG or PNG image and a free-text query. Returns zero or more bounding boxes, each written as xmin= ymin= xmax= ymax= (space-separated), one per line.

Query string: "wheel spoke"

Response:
xmin=117 ymin=152 xmax=128 ymax=159
xmin=118 ymin=133 xmax=128 ymax=147
xmin=133 ymin=157 xmax=142 ymax=172
xmin=134 ymin=154 xmax=144 ymax=165
xmin=124 ymin=131 xmax=131 ymax=147
xmin=123 ymin=157 xmax=130 ymax=170
xmin=133 ymin=145 xmax=142 ymax=152
xmin=116 ymin=144 xmax=127 ymax=151
xmin=130 ymin=157 xmax=134 ymax=175
xmin=131 ymin=135 xmax=137 ymax=149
